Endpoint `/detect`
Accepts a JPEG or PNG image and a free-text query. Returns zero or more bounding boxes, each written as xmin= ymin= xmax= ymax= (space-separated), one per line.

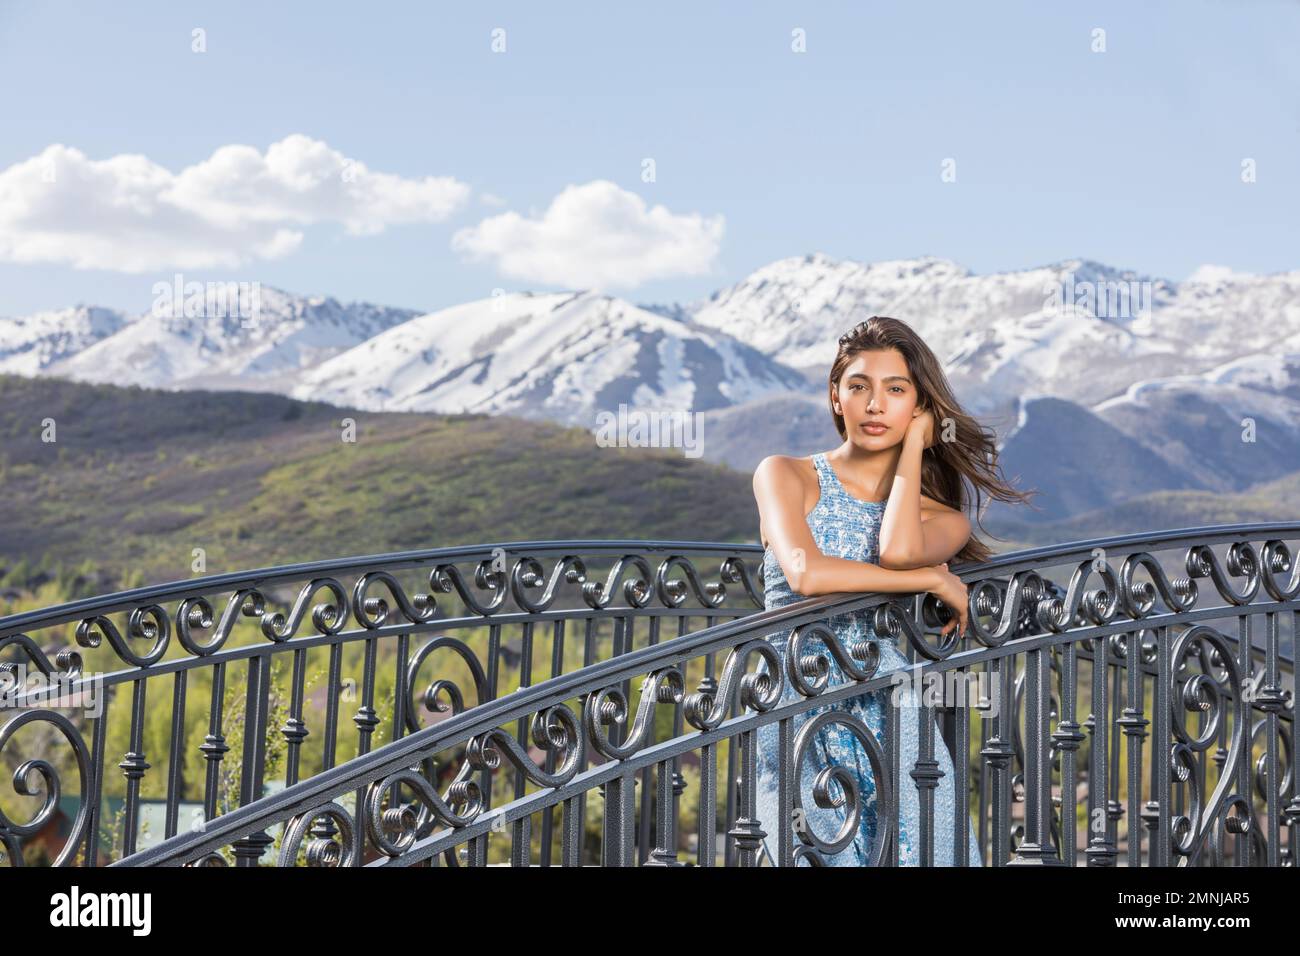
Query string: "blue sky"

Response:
xmin=0 ymin=0 xmax=1296 ymax=317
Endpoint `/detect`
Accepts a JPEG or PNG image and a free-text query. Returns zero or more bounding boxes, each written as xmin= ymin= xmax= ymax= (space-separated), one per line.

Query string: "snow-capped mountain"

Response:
xmin=290 ymin=290 xmax=809 ymax=426
xmin=1083 ymin=350 xmax=1300 ymax=489
xmin=0 ymin=305 xmax=134 ymax=376
xmin=6 ymin=252 xmax=1300 ymax=521
xmin=683 ymin=253 xmax=1198 ymax=416
xmin=39 ymin=287 xmax=419 ymax=392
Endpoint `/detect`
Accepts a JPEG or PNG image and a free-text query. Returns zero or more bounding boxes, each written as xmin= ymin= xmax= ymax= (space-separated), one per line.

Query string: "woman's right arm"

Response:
xmin=753 ymin=455 xmax=941 ymax=598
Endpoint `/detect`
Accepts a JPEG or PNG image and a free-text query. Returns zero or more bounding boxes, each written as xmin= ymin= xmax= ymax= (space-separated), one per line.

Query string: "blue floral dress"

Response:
xmin=754 ymin=453 xmax=983 ymax=867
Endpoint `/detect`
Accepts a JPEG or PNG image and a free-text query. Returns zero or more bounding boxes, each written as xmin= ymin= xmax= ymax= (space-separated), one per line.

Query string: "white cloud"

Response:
xmin=0 ymin=134 xmax=471 ymax=272
xmin=450 ymin=179 xmax=725 ymax=290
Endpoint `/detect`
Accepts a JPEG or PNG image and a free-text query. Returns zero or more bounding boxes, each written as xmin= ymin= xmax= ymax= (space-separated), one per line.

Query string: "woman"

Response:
xmin=752 ymin=315 xmax=1035 ymax=866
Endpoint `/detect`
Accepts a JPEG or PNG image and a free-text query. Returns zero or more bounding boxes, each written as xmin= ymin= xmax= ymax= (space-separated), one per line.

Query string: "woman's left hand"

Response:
xmin=909 ymin=407 xmax=936 ymax=449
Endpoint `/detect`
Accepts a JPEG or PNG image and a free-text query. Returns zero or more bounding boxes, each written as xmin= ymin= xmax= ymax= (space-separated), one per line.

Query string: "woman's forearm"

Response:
xmin=877 ymin=427 xmax=927 ymax=567
xmin=797 ymin=554 xmax=938 ymax=596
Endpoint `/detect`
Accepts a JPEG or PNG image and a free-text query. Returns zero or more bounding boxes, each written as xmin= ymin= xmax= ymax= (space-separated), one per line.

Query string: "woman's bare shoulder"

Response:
xmin=754 ymin=455 xmax=817 ymax=493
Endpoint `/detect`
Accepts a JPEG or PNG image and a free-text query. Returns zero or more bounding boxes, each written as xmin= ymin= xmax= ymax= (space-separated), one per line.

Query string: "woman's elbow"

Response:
xmin=789 ymin=565 xmax=820 ymax=595
xmin=877 ymin=548 xmax=919 ymax=570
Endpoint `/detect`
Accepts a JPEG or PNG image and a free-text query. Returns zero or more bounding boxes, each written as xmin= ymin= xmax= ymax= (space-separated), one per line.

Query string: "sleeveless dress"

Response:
xmin=753 ymin=453 xmax=983 ymax=867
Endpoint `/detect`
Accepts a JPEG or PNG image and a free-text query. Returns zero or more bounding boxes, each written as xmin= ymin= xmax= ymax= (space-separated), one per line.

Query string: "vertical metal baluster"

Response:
xmin=379 ymin=631 xmax=408 ymax=845
xmin=562 ymin=789 xmax=583 ymax=867
xmin=676 ymin=621 xmax=696 ymax=858
xmin=352 ymin=636 xmax=380 ymax=866
xmin=1285 ymin=609 xmax=1299 ymax=865
xmin=716 ymin=614 xmax=741 ymax=868
xmin=541 ymin=618 xmax=564 ymax=866
xmin=915 ymin=673 xmax=939 ymax=867
xmin=1153 ymin=623 xmax=1171 ymax=867
xmin=643 ymin=614 xmax=679 ymax=865
xmin=1087 ymin=636 xmax=1114 ymax=864
xmin=637 ymin=616 xmax=657 ymax=863
xmin=645 ymin=755 xmax=680 ymax=865
xmin=512 ymin=621 xmax=534 ymax=866
xmin=698 ymin=623 xmax=718 ymax=866
xmin=283 ymin=647 xmax=308 ymax=787
xmin=954 ymin=663 xmax=973 ymax=866
xmin=118 ymin=677 xmax=149 ymax=859
xmin=1108 ymin=648 xmax=1124 ymax=860
xmin=603 ymin=772 xmax=635 ymax=865
xmin=887 ymin=673 xmax=902 ymax=866
xmin=978 ymin=662 xmax=990 ymax=864
xmin=470 ymin=621 xmax=502 ymax=868
xmin=607 ymin=616 xmax=621 ymax=747
xmin=777 ymin=716 xmax=794 ymax=866
xmin=309 ymin=641 xmax=343 ymax=851
xmin=232 ymin=652 xmax=271 ymax=866
xmin=164 ymin=672 xmax=187 ymax=839
xmin=1012 ymin=644 xmax=1057 ymax=865
xmin=671 ymin=615 xmax=689 ymax=857
xmin=1262 ymin=611 xmax=1283 ymax=866
xmin=1121 ymin=630 xmax=1147 ymax=867
xmin=1209 ymin=637 xmax=1226 ymax=867
xmin=84 ymin=696 xmax=109 ymax=866
xmin=985 ymin=650 xmax=1014 ymax=866
xmin=730 ymin=726 xmax=765 ymax=866
xmin=1237 ymin=613 xmax=1254 ymax=867
xmin=321 ymin=641 xmax=342 ymax=772
xmin=573 ymin=615 xmax=596 ymax=866
xmin=200 ymin=663 xmax=227 ymax=836
xmin=1057 ymin=641 xmax=1083 ymax=866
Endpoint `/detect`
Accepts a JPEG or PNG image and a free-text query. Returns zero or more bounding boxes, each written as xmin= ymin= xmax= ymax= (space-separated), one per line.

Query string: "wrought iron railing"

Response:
xmin=2 ymin=528 xmax=1296 ymax=867
xmin=0 ymin=541 xmax=762 ymax=866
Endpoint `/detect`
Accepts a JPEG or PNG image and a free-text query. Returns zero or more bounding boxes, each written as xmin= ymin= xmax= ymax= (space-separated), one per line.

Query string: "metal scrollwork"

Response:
xmin=1167 ymin=624 xmax=1248 ymax=865
xmin=512 ymin=555 xmax=587 ymax=613
xmin=874 ymin=599 xmax=959 ymax=661
xmin=1033 ymin=559 xmax=1120 ymax=633
xmin=586 ymin=667 xmax=684 ymax=759
xmin=684 ymin=640 xmax=782 ymax=731
xmin=790 ymin=710 xmax=892 ymax=864
xmin=259 ymin=577 xmax=349 ymax=642
xmin=466 ymin=704 xmax=583 ymax=788
xmin=1186 ymin=542 xmax=1259 ymax=606
xmin=404 ymin=637 xmax=487 ymax=734
xmin=1118 ymin=551 xmax=1198 ymax=618
xmin=352 ymin=570 xmax=439 ymax=628
xmin=1259 ymin=539 xmax=1300 ymax=601
xmin=655 ymin=555 xmax=725 ymax=608
xmin=969 ymin=571 xmax=1051 ymax=647
xmin=0 ymin=710 xmax=92 ymax=866
xmin=364 ymin=766 xmax=484 ymax=858
xmin=720 ymin=555 xmax=763 ymax=608
xmin=429 ymin=560 xmax=508 ymax=616
xmin=785 ymin=621 xmax=880 ymax=699
xmin=75 ymin=604 xmax=170 ymax=667
xmin=177 ymin=589 xmax=264 ymax=656
xmin=276 ymin=801 xmax=358 ymax=867
xmin=583 ymin=555 xmax=653 ymax=609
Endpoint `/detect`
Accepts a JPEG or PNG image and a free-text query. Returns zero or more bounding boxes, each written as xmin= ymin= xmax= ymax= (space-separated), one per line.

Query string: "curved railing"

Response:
xmin=0 ymin=541 xmax=763 ymax=866
xmin=3 ymin=527 xmax=1297 ymax=866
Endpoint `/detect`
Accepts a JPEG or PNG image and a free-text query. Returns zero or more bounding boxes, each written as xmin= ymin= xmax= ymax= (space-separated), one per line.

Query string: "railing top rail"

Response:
xmin=0 ymin=538 xmax=762 ymax=636
xmin=952 ymin=520 xmax=1300 ymax=576
xmin=9 ymin=522 xmax=1300 ymax=639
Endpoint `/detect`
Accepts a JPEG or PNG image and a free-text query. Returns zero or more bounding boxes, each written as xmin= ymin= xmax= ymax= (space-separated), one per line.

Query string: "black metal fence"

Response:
xmin=1 ymin=528 xmax=1295 ymax=867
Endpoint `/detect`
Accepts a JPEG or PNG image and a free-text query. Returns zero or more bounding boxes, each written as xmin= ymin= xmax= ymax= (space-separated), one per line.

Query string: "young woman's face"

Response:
xmin=831 ymin=348 xmax=920 ymax=446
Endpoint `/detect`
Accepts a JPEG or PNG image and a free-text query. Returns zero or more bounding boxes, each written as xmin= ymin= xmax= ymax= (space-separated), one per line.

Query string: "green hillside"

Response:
xmin=0 ymin=374 xmax=761 ymax=594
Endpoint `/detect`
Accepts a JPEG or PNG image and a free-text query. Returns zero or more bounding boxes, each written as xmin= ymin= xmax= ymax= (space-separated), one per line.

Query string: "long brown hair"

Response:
xmin=828 ymin=316 xmax=1038 ymax=564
